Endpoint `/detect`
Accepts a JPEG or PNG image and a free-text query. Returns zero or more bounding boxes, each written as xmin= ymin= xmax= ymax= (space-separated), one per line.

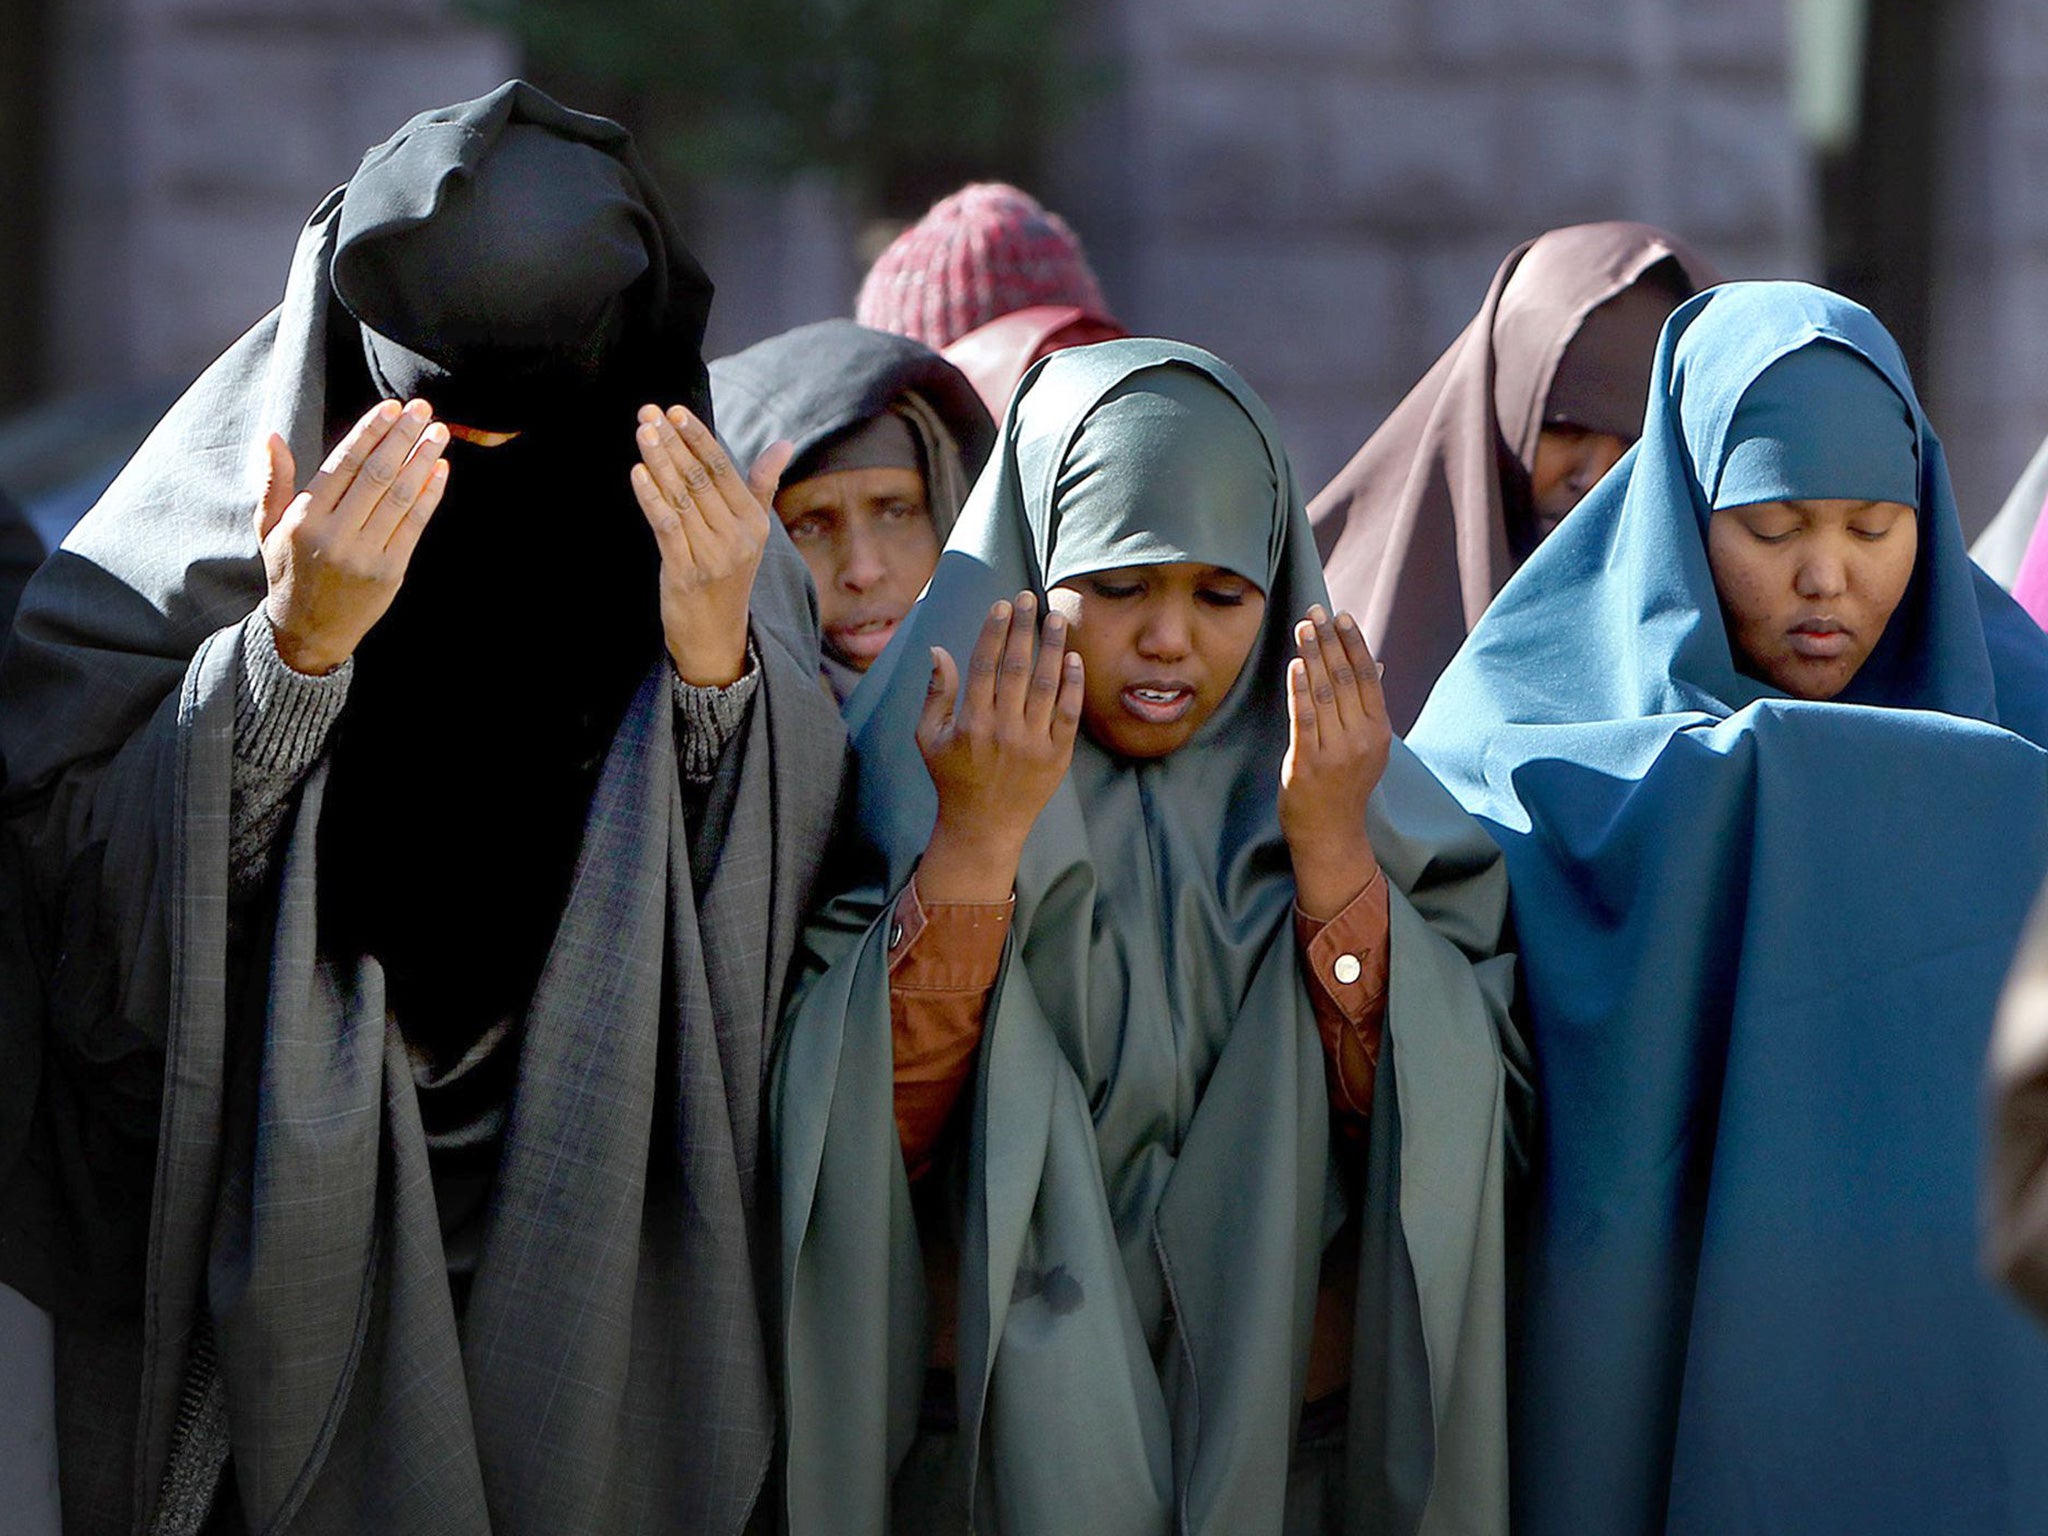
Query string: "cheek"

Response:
xmin=1199 ymin=603 xmax=1267 ymax=693
xmin=878 ymin=519 xmax=942 ymax=589
xmin=1587 ymin=434 xmax=1629 ymax=481
xmin=793 ymin=541 xmax=839 ymax=604
xmin=1705 ymin=535 xmax=1782 ymax=641
xmin=1863 ymin=531 xmax=1919 ymax=623
xmin=1067 ymin=628 xmax=1126 ymax=715
xmin=884 ymin=514 xmax=941 ymax=561
xmin=1529 ymin=437 xmax=1572 ymax=499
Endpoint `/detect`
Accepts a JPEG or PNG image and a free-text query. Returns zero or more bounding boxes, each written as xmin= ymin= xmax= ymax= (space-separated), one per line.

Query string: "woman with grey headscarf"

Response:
xmin=714 ymin=320 xmax=994 ymax=702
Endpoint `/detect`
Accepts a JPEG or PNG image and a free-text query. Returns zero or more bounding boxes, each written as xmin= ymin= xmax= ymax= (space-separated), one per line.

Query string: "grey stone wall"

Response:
xmin=32 ymin=0 xmax=2048 ymax=532
xmin=42 ymin=0 xmax=515 ymax=394
xmin=1929 ymin=0 xmax=2048 ymax=531
xmin=1049 ymin=0 xmax=1816 ymax=495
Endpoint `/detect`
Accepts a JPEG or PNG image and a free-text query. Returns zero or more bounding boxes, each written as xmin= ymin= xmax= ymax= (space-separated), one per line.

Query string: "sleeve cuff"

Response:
xmin=888 ymin=875 xmax=1015 ymax=992
xmin=235 ymin=608 xmax=353 ymax=773
xmin=1294 ymin=866 xmax=1390 ymax=1022
xmin=672 ymin=641 xmax=761 ymax=784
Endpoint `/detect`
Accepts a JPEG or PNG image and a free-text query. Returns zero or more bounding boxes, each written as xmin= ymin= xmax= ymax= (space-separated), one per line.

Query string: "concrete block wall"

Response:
xmin=1929 ymin=0 xmax=2048 ymax=529
xmin=42 ymin=0 xmax=515 ymax=394
xmin=1051 ymin=0 xmax=1816 ymax=495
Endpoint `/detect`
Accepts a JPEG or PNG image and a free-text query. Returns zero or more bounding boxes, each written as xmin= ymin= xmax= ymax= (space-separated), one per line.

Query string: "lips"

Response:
xmin=1786 ymin=618 xmax=1852 ymax=660
xmin=1120 ymin=681 xmax=1196 ymax=725
xmin=826 ymin=613 xmax=903 ymax=662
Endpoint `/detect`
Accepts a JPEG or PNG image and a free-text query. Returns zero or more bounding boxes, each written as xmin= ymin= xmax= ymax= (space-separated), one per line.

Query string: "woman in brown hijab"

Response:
xmin=1310 ymin=221 xmax=1717 ymax=731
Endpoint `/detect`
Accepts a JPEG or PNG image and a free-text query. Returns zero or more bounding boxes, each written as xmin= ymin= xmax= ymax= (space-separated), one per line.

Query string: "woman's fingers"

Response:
xmin=963 ymin=599 xmax=1011 ymax=724
xmin=1287 ymin=655 xmax=1319 ymax=756
xmin=631 ymin=460 xmax=700 ymax=566
xmin=333 ymin=400 xmax=432 ymax=531
xmin=382 ymin=460 xmax=450 ymax=564
xmin=1296 ymin=615 xmax=1342 ymax=744
xmin=668 ymin=406 xmax=759 ymax=524
xmin=1023 ymin=609 xmax=1069 ymax=732
xmin=304 ymin=401 xmax=403 ymax=519
xmin=1307 ymin=604 xmax=1360 ymax=734
xmin=1331 ymin=611 xmax=1387 ymax=726
xmin=747 ymin=440 xmax=796 ymax=511
xmin=916 ymin=645 xmax=960 ymax=752
xmin=642 ymin=406 xmax=741 ymax=543
xmin=636 ymin=408 xmax=693 ymax=508
xmin=1052 ymin=650 xmax=1086 ymax=745
xmin=996 ymin=591 xmax=1039 ymax=713
xmin=365 ymin=421 xmax=450 ymax=548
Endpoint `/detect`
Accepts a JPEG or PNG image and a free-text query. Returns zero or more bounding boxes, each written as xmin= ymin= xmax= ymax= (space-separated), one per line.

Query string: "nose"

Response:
xmin=838 ymin=525 xmax=887 ymax=592
xmin=1135 ymin=600 xmax=1192 ymax=661
xmin=1794 ymin=545 xmax=1848 ymax=600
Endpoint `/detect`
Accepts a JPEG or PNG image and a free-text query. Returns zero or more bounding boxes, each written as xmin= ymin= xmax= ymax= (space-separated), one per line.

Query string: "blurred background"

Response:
xmin=0 ymin=0 xmax=2038 ymax=546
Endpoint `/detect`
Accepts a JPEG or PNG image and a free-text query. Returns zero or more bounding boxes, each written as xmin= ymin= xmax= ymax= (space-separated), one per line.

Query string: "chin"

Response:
xmin=1765 ymin=659 xmax=1856 ymax=703
xmin=1084 ymin=715 xmax=1197 ymax=760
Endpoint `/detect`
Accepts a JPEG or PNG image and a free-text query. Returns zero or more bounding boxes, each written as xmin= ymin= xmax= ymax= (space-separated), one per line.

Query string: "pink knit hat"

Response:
xmin=855 ymin=182 xmax=1115 ymax=350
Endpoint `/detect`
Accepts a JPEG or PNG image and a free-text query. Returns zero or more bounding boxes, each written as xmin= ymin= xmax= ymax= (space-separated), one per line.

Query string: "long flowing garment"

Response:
xmin=0 ymin=82 xmax=846 ymax=1536
xmin=775 ymin=339 xmax=1527 ymax=1536
xmin=1410 ymin=282 xmax=2048 ymax=1536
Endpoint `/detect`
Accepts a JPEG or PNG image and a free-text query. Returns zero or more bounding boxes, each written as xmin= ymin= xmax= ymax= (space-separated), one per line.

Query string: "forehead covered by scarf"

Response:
xmin=1409 ymin=281 xmax=2018 ymax=726
xmin=1042 ymin=364 xmax=1278 ymax=591
xmin=332 ymin=121 xmax=658 ymax=431
xmin=1543 ymin=260 xmax=1692 ymax=444
xmin=789 ymin=408 xmax=922 ymax=483
xmin=1707 ymin=339 xmax=1920 ymax=514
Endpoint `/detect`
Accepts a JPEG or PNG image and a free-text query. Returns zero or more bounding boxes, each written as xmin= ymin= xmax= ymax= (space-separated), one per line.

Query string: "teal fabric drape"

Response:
xmin=1409 ymin=282 xmax=2048 ymax=1536
xmin=774 ymin=339 xmax=1524 ymax=1536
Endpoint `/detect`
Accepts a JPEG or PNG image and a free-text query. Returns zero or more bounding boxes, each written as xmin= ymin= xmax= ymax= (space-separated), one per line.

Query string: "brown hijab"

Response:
xmin=1310 ymin=221 xmax=1718 ymax=731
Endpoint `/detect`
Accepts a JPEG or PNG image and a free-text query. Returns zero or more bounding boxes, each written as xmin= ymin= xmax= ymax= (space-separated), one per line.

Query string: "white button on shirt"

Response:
xmin=1333 ymin=953 xmax=1363 ymax=986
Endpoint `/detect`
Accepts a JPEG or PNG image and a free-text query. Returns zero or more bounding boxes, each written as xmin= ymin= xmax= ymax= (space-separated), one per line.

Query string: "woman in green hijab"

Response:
xmin=774 ymin=340 xmax=1523 ymax=1535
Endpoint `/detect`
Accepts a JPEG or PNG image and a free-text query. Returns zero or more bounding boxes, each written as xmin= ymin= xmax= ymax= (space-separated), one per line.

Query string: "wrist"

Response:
xmin=264 ymin=610 xmax=350 ymax=677
xmin=1289 ymin=829 xmax=1378 ymax=922
xmin=919 ymin=816 xmax=1028 ymax=904
xmin=666 ymin=627 xmax=749 ymax=689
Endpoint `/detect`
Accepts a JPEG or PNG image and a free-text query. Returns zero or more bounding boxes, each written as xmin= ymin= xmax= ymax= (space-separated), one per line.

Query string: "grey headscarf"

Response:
xmin=775 ymin=339 xmax=1524 ymax=1536
xmin=714 ymin=320 xmax=994 ymax=702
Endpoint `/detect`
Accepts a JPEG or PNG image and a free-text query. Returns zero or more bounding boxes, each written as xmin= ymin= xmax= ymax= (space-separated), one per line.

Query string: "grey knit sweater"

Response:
xmin=228 ymin=608 xmax=759 ymax=897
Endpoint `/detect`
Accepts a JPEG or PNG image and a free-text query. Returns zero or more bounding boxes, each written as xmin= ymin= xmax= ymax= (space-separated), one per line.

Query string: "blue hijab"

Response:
xmin=1410 ymin=282 xmax=2048 ymax=1535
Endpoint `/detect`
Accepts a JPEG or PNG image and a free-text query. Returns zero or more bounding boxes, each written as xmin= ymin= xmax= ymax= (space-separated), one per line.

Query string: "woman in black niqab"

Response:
xmin=316 ymin=88 xmax=716 ymax=1058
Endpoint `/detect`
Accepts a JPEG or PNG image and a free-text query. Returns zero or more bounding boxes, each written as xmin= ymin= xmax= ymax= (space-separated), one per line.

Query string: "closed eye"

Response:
xmin=1087 ymin=578 xmax=1143 ymax=599
xmin=1197 ymin=586 xmax=1250 ymax=607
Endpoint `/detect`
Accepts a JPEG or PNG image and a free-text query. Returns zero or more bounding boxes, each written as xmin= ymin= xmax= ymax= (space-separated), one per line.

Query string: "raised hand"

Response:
xmin=913 ymin=592 xmax=1085 ymax=903
xmin=631 ymin=403 xmax=790 ymax=688
xmin=257 ymin=398 xmax=451 ymax=675
xmin=1280 ymin=605 xmax=1391 ymax=919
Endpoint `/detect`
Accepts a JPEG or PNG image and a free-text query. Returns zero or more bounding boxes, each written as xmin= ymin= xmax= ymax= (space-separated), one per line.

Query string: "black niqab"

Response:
xmin=315 ymin=84 xmax=709 ymax=1070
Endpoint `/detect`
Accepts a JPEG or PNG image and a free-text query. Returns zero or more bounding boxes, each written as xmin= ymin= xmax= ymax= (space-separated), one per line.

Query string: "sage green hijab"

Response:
xmin=774 ymin=340 xmax=1522 ymax=1536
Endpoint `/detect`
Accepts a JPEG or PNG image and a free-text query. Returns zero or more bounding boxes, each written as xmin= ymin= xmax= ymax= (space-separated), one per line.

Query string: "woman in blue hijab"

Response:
xmin=1409 ymin=282 xmax=2048 ymax=1535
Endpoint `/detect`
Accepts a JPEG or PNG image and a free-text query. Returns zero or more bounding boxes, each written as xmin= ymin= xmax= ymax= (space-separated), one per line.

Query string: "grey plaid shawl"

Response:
xmin=0 ymin=183 xmax=846 ymax=1533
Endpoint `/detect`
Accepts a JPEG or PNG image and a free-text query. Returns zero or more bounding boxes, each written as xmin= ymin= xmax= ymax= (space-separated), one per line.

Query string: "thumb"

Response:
xmin=747 ymin=440 xmax=796 ymax=509
xmin=916 ymin=645 xmax=959 ymax=750
xmin=254 ymin=433 xmax=295 ymax=542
